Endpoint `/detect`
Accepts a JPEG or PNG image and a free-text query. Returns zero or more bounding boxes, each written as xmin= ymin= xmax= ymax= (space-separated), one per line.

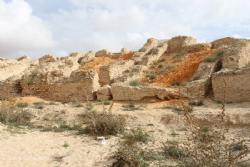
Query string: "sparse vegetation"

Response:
xmin=0 ymin=107 xmax=33 ymax=126
xmin=16 ymin=102 xmax=29 ymax=108
xmin=112 ymin=144 xmax=149 ymax=167
xmin=204 ymin=51 xmax=224 ymax=62
xmin=163 ymin=141 xmax=185 ymax=160
xmin=102 ymin=100 xmax=111 ymax=106
xmin=33 ymin=101 xmax=46 ymax=109
xmin=79 ymin=103 xmax=126 ymax=136
xmin=146 ymin=72 xmax=156 ymax=80
xmin=162 ymin=103 xmax=250 ymax=167
xmin=84 ymin=111 xmax=126 ymax=136
xmin=122 ymin=102 xmax=144 ymax=111
xmin=25 ymin=69 xmax=40 ymax=85
xmin=71 ymin=101 xmax=83 ymax=108
xmin=129 ymin=80 xmax=141 ymax=87
xmin=124 ymin=128 xmax=150 ymax=145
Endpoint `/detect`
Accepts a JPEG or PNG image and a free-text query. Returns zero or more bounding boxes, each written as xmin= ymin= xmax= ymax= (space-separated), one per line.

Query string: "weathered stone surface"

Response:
xmin=21 ymin=70 xmax=100 ymax=102
xmin=39 ymin=55 xmax=57 ymax=64
xmin=184 ymin=79 xmax=210 ymax=99
xmin=78 ymin=51 xmax=95 ymax=65
xmin=220 ymin=40 xmax=250 ymax=69
xmin=211 ymin=37 xmax=240 ymax=49
xmin=167 ymin=36 xmax=197 ymax=53
xmin=0 ymin=59 xmax=32 ymax=82
xmin=183 ymin=43 xmax=211 ymax=53
xmin=137 ymin=41 xmax=168 ymax=65
xmin=98 ymin=60 xmax=134 ymax=86
xmin=111 ymin=83 xmax=178 ymax=101
xmin=0 ymin=80 xmax=22 ymax=100
xmin=96 ymin=85 xmax=112 ymax=100
xmin=121 ymin=48 xmax=130 ymax=55
xmin=212 ymin=68 xmax=250 ymax=103
xmin=139 ymin=38 xmax=159 ymax=52
xmin=95 ymin=49 xmax=111 ymax=57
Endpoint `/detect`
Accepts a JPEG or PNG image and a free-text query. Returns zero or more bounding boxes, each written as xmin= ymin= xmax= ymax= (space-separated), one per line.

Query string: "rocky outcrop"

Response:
xmin=137 ymin=41 xmax=168 ymax=66
xmin=21 ymin=70 xmax=100 ymax=102
xmin=1 ymin=35 xmax=250 ymax=103
xmin=167 ymin=36 xmax=197 ymax=53
xmin=0 ymin=58 xmax=32 ymax=82
xmin=212 ymin=68 xmax=250 ymax=103
xmin=96 ymin=85 xmax=112 ymax=100
xmin=111 ymin=83 xmax=178 ymax=101
xmin=98 ymin=60 xmax=134 ymax=86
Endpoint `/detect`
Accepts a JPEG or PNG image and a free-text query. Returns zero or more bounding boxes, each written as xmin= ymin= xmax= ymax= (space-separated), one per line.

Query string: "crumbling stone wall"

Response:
xmin=21 ymin=70 xmax=100 ymax=102
xmin=212 ymin=68 xmax=250 ymax=103
xmin=98 ymin=60 xmax=134 ymax=85
xmin=167 ymin=36 xmax=197 ymax=53
xmin=111 ymin=83 xmax=178 ymax=101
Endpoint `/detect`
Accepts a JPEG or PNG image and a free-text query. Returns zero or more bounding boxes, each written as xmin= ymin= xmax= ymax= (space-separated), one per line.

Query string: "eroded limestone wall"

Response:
xmin=212 ymin=68 xmax=250 ymax=103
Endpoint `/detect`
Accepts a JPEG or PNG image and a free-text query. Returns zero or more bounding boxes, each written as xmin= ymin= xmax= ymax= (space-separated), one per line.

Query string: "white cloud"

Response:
xmin=2 ymin=0 xmax=250 ymax=57
xmin=47 ymin=0 xmax=250 ymax=55
xmin=0 ymin=0 xmax=54 ymax=57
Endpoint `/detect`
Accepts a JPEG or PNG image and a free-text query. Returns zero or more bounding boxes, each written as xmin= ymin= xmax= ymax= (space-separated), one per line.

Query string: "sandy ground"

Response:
xmin=0 ymin=99 xmax=249 ymax=167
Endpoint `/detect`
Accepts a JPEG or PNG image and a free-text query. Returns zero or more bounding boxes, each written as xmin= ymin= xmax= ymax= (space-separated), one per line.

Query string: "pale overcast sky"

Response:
xmin=1 ymin=0 xmax=250 ymax=58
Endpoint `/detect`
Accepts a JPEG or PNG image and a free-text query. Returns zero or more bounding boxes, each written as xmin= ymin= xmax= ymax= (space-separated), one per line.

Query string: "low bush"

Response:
xmin=124 ymin=128 xmax=150 ymax=145
xmin=80 ymin=103 xmax=126 ymax=136
xmin=204 ymin=51 xmax=224 ymax=62
xmin=112 ymin=144 xmax=149 ymax=167
xmin=129 ymin=80 xmax=141 ymax=87
xmin=0 ymin=107 xmax=33 ymax=126
xmin=16 ymin=103 xmax=29 ymax=108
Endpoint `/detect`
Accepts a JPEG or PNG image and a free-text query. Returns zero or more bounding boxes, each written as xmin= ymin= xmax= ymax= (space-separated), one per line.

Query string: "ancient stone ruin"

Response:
xmin=1 ymin=36 xmax=250 ymax=103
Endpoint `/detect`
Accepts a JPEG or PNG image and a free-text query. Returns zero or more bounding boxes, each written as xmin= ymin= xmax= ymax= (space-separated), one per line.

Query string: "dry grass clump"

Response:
xmin=163 ymin=103 xmax=249 ymax=167
xmin=123 ymin=128 xmax=150 ymax=145
xmin=33 ymin=101 xmax=46 ymax=109
xmin=0 ymin=106 xmax=33 ymax=126
xmin=112 ymin=144 xmax=149 ymax=167
xmin=122 ymin=102 xmax=144 ymax=111
xmin=112 ymin=127 xmax=154 ymax=167
xmin=16 ymin=102 xmax=29 ymax=108
xmin=80 ymin=102 xmax=126 ymax=136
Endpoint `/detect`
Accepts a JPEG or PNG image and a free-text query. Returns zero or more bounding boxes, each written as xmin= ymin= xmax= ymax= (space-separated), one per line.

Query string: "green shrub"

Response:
xmin=204 ymin=51 xmax=224 ymax=62
xmin=80 ymin=104 xmax=126 ymax=136
xmin=146 ymin=72 xmax=156 ymax=80
xmin=122 ymin=102 xmax=143 ymax=111
xmin=16 ymin=103 xmax=28 ymax=108
xmin=112 ymin=144 xmax=149 ymax=167
xmin=0 ymin=107 xmax=33 ymax=126
xmin=163 ymin=142 xmax=185 ymax=160
xmin=33 ymin=101 xmax=46 ymax=109
xmin=124 ymin=128 xmax=150 ymax=145
xmin=129 ymin=80 xmax=141 ymax=87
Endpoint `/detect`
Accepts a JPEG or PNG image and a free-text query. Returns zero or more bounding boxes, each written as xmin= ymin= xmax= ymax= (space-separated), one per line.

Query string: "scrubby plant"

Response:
xmin=79 ymin=102 xmax=126 ymax=136
xmin=84 ymin=111 xmax=126 ymax=136
xmin=16 ymin=102 xmax=29 ymax=108
xmin=33 ymin=101 xmax=46 ymax=109
xmin=146 ymin=72 xmax=156 ymax=80
xmin=0 ymin=106 xmax=33 ymax=126
xmin=204 ymin=51 xmax=224 ymax=62
xmin=163 ymin=102 xmax=249 ymax=167
xmin=163 ymin=141 xmax=186 ymax=160
xmin=102 ymin=100 xmax=111 ymax=106
xmin=122 ymin=102 xmax=144 ymax=111
xmin=71 ymin=101 xmax=83 ymax=108
xmin=129 ymin=80 xmax=141 ymax=87
xmin=124 ymin=128 xmax=150 ymax=145
xmin=25 ymin=69 xmax=40 ymax=85
xmin=112 ymin=144 xmax=149 ymax=167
